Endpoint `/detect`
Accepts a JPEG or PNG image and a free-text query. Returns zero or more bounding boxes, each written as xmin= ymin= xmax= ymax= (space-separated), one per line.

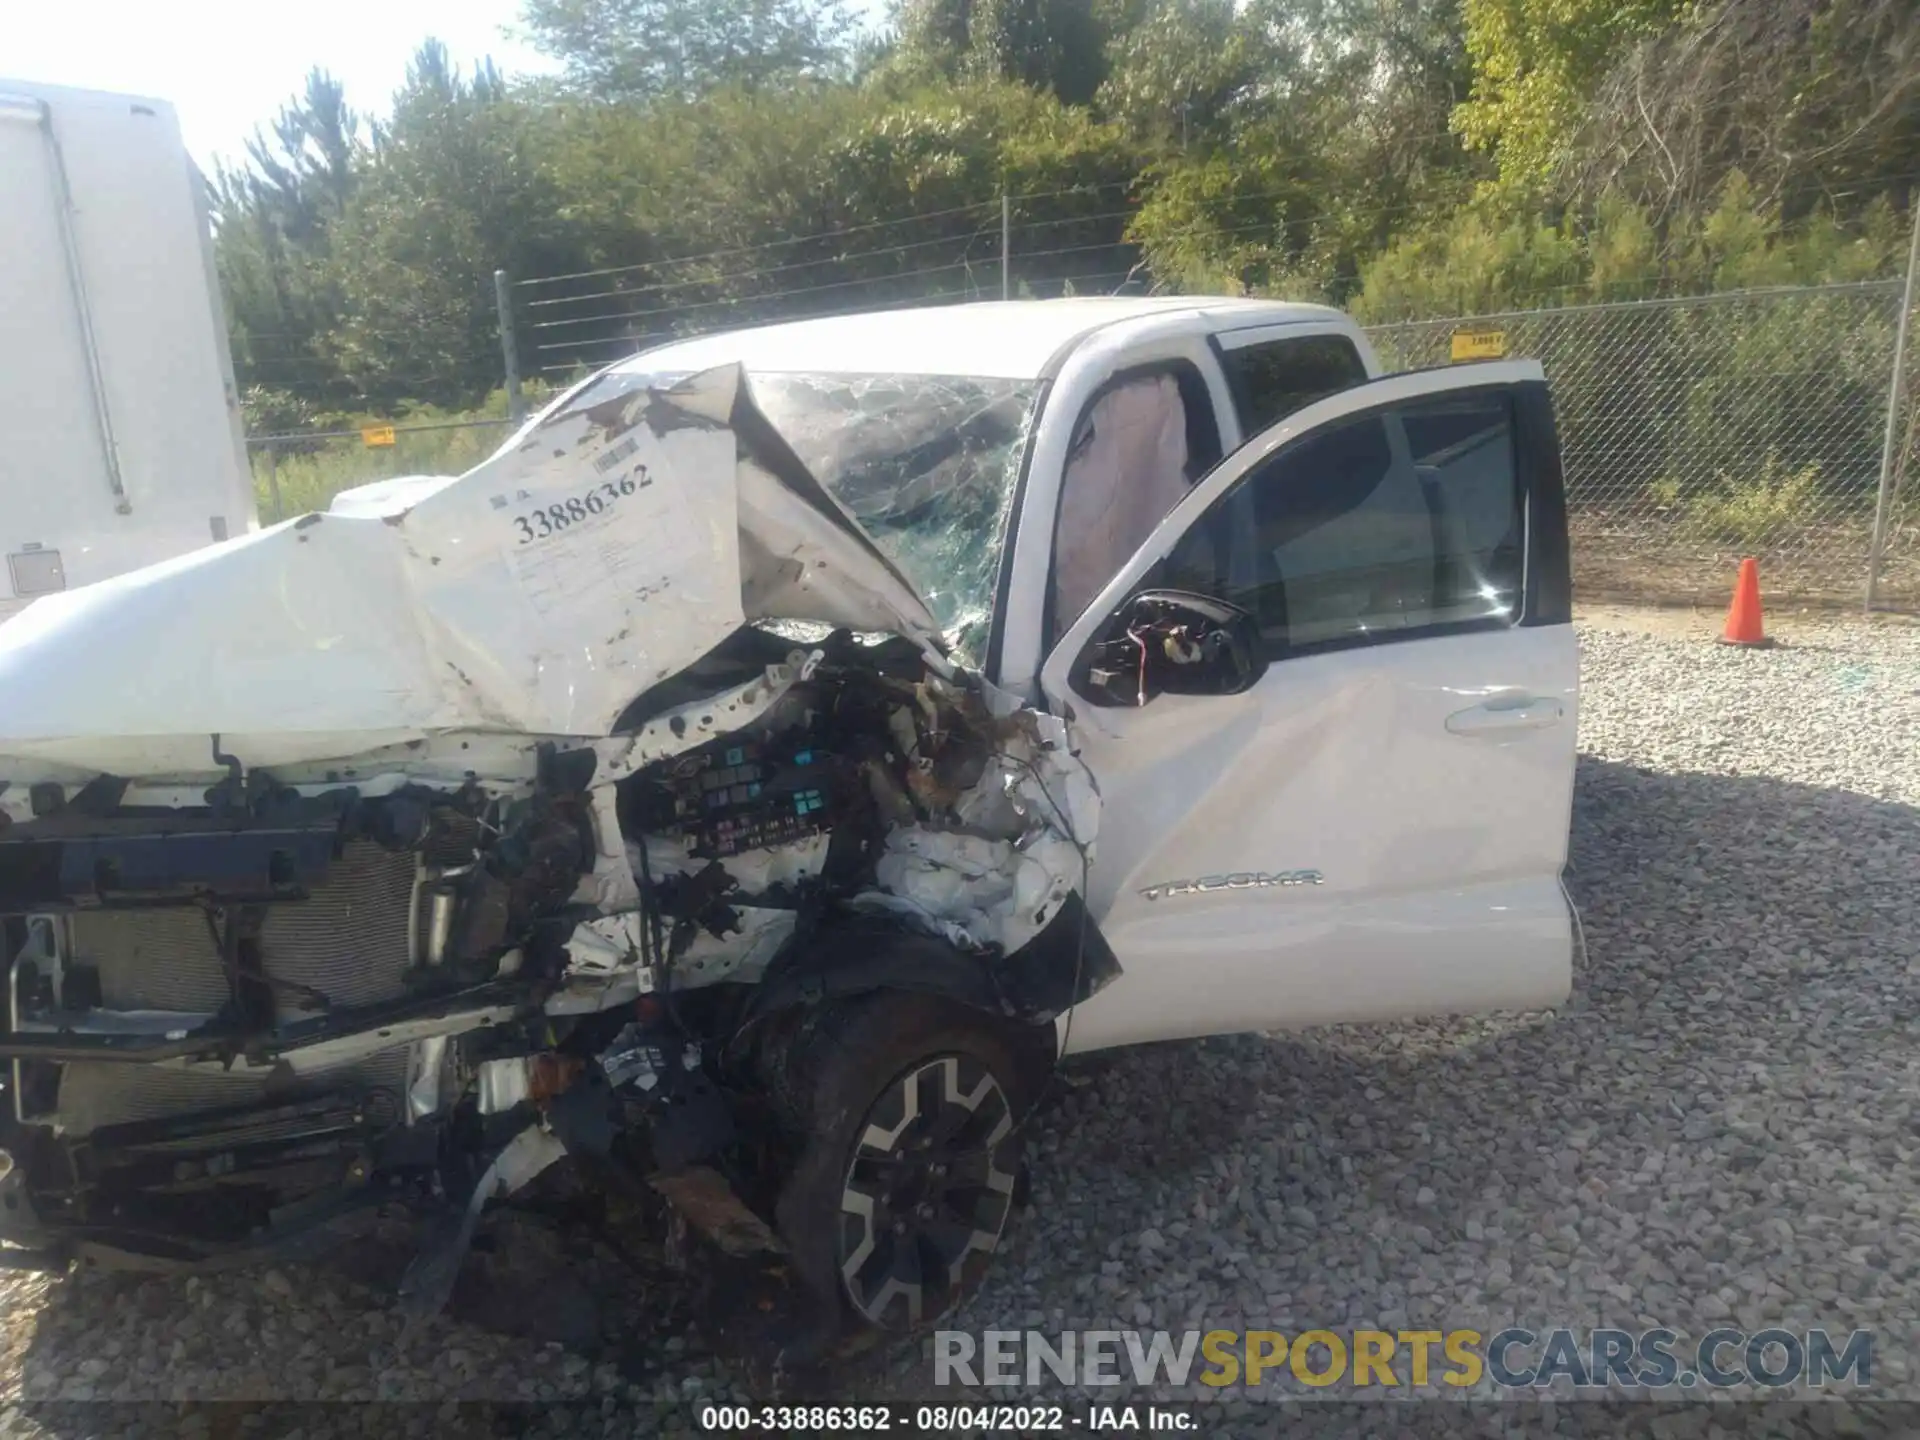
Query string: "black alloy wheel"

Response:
xmin=835 ymin=1052 xmax=1017 ymax=1328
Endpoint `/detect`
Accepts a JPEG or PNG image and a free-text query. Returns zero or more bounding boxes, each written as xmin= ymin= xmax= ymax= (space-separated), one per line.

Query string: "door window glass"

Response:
xmin=1219 ymin=334 xmax=1369 ymax=433
xmin=1161 ymin=393 xmax=1523 ymax=653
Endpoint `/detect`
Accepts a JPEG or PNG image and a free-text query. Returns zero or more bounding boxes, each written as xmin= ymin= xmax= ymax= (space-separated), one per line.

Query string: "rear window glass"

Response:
xmin=1221 ymin=334 xmax=1369 ymax=434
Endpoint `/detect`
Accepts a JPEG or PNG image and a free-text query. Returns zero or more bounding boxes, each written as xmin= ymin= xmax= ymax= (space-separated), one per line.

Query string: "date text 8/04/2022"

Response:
xmin=697 ymin=1404 xmax=1199 ymax=1432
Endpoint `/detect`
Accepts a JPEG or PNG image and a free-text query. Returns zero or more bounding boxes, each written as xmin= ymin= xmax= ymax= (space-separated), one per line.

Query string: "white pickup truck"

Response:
xmin=0 ymin=297 xmax=1576 ymax=1349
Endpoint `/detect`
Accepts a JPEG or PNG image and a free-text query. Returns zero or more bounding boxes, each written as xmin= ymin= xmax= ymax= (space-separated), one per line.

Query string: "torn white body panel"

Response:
xmin=0 ymin=365 xmax=936 ymax=781
xmin=676 ymin=909 xmax=800 ymax=987
xmin=325 ymin=474 xmax=462 ymax=517
xmin=844 ymin=722 xmax=1097 ymax=956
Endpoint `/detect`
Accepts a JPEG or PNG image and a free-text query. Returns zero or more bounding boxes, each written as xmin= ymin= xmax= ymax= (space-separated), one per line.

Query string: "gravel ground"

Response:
xmin=2 ymin=614 xmax=1917 ymax=1436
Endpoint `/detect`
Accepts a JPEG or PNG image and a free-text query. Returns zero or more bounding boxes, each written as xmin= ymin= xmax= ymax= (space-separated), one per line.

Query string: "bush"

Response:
xmin=1680 ymin=453 xmax=1825 ymax=549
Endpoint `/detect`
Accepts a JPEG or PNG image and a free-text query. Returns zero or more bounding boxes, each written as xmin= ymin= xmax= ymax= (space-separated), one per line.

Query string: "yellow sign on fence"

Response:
xmin=361 ymin=425 xmax=397 ymax=448
xmin=1450 ymin=328 xmax=1509 ymax=361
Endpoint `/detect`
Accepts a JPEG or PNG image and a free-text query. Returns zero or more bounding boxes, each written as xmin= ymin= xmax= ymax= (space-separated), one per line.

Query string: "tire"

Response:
xmin=771 ymin=991 xmax=1047 ymax=1332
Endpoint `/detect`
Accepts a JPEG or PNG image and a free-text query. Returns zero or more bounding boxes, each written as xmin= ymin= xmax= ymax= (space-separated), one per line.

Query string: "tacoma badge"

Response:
xmin=1139 ymin=870 xmax=1323 ymax=901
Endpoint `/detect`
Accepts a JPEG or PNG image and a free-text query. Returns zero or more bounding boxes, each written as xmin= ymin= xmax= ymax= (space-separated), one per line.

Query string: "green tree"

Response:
xmin=520 ymin=0 xmax=857 ymax=101
xmin=1452 ymin=0 xmax=1692 ymax=193
xmin=219 ymin=69 xmax=360 ymax=244
xmin=1561 ymin=0 xmax=1920 ymax=225
xmin=890 ymin=0 xmax=1110 ymax=105
xmin=1095 ymin=0 xmax=1274 ymax=147
xmin=1352 ymin=171 xmax=1907 ymax=322
xmin=209 ymin=0 xmax=1914 ymax=432
xmin=320 ymin=42 xmax=581 ymax=404
xmin=1120 ymin=0 xmax=1483 ymax=301
xmin=523 ymin=75 xmax=1144 ymax=370
xmin=211 ymin=70 xmax=363 ymax=410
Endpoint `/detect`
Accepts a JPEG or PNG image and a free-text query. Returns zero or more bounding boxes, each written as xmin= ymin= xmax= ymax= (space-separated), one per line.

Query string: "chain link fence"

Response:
xmin=1366 ymin=281 xmax=1920 ymax=611
xmin=244 ymin=277 xmax=1919 ymax=613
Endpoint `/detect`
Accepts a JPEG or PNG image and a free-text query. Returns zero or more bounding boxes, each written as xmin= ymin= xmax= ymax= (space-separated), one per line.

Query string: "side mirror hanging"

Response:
xmin=1077 ymin=590 xmax=1267 ymax=708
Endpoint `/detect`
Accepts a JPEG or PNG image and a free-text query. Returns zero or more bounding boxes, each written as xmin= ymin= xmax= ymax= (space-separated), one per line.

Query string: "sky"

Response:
xmin=5 ymin=0 xmax=563 ymax=172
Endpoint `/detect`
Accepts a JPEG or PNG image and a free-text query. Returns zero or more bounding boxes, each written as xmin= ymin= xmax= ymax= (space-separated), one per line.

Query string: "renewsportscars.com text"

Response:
xmin=934 ymin=1327 xmax=1873 ymax=1391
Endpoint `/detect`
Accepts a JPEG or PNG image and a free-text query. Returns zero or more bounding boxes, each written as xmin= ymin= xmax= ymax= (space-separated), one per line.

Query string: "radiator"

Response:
xmin=258 ymin=838 xmax=417 ymax=1013
xmin=69 ymin=907 xmax=227 ymax=1013
xmin=69 ymin=840 xmax=418 ymax=1016
xmin=55 ymin=840 xmax=421 ymax=1135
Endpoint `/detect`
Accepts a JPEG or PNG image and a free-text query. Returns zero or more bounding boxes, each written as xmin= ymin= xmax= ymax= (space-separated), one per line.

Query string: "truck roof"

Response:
xmin=618 ymin=296 xmax=1352 ymax=381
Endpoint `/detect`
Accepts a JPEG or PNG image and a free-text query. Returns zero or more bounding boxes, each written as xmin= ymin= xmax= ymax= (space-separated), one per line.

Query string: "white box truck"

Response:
xmin=0 ymin=79 xmax=256 ymax=623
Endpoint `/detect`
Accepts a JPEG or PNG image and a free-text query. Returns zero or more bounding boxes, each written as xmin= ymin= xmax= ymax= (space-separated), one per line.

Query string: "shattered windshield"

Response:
xmin=745 ymin=372 xmax=1040 ymax=662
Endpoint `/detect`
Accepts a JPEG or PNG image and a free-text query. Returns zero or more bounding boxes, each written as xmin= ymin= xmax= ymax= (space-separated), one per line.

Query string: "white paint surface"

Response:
xmin=0 ymin=365 xmax=936 ymax=777
xmin=621 ymin=297 xmax=1359 ymax=381
xmin=1039 ymin=361 xmax=1579 ymax=1051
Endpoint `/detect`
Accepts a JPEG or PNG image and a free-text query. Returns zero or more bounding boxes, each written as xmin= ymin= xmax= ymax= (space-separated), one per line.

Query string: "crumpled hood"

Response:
xmin=0 ymin=365 xmax=940 ymax=774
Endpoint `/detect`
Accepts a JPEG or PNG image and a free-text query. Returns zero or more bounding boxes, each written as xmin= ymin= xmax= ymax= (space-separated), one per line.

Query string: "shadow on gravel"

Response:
xmin=11 ymin=757 xmax=1918 ymax=1408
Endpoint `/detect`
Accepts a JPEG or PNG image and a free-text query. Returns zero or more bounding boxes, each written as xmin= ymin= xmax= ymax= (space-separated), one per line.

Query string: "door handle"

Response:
xmin=1445 ymin=697 xmax=1563 ymax=736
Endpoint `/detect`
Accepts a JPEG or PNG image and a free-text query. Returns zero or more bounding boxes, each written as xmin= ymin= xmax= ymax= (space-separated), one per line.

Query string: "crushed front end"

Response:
xmin=0 ymin=363 xmax=1115 ymax=1334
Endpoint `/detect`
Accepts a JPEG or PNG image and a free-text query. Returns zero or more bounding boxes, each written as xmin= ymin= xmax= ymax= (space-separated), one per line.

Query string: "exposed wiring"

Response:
xmin=1127 ymin=625 xmax=1151 ymax=707
xmin=631 ymin=829 xmax=689 ymax=1037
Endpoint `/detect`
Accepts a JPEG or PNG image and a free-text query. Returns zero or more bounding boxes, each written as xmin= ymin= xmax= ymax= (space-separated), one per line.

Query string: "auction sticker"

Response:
xmin=496 ymin=426 xmax=728 ymax=621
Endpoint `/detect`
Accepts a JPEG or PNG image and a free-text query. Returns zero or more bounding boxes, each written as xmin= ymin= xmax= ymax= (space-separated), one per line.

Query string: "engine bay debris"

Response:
xmin=0 ymin=364 xmax=1117 ymax=1345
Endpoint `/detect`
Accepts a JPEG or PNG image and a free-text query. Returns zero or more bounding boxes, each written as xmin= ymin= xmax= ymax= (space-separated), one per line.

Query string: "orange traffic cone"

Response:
xmin=1718 ymin=557 xmax=1774 ymax=647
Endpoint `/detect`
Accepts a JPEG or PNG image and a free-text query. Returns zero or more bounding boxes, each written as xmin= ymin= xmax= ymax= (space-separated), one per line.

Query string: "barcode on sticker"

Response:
xmin=594 ymin=437 xmax=639 ymax=474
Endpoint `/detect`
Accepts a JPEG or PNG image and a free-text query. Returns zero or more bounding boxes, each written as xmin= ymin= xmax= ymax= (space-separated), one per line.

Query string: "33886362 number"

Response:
xmin=697 ymin=1403 xmax=897 ymax=1430
xmin=512 ymin=471 xmax=639 ymax=545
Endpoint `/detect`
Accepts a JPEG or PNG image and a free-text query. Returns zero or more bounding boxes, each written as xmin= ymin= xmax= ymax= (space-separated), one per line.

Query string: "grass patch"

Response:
xmin=249 ymin=419 xmax=515 ymax=521
xmin=1653 ymin=452 xmax=1828 ymax=550
xmin=245 ymin=385 xmax=560 ymax=521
